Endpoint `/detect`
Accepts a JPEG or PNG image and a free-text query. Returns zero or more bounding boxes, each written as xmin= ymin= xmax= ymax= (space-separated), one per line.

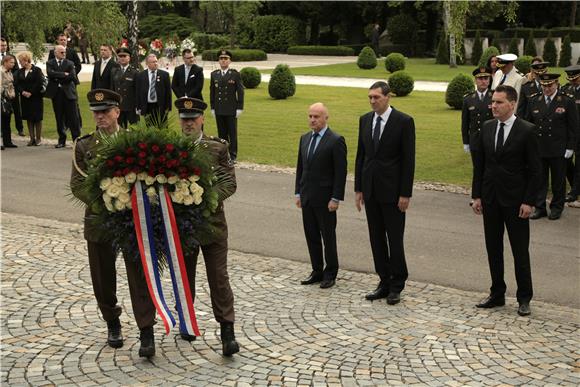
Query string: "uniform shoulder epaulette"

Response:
xmin=464 ymin=91 xmax=476 ymax=98
xmin=559 ymin=90 xmax=574 ymax=99
xmin=208 ymin=135 xmax=228 ymax=144
xmin=75 ymin=132 xmax=94 ymax=143
xmin=229 ymin=68 xmax=239 ymax=73
xmin=529 ymin=92 xmax=540 ymax=98
xmin=516 ymin=69 xmax=524 ymax=76
xmin=212 ymin=69 xmax=220 ymax=73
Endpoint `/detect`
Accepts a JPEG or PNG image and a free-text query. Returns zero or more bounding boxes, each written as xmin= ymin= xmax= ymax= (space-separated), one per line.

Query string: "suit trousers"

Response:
xmin=52 ymin=89 xmax=80 ymax=145
xmin=145 ymin=103 xmax=168 ymax=127
xmin=118 ymin=110 xmax=138 ymax=129
xmin=12 ymin=93 xmax=23 ymax=132
xmin=215 ymin=115 xmax=237 ymax=160
xmin=536 ymin=157 xmax=566 ymax=211
xmin=1 ymin=112 xmax=14 ymax=146
xmin=469 ymin=150 xmax=479 ymax=169
xmin=566 ymin=156 xmax=576 ymax=193
xmin=87 ymin=241 xmax=156 ymax=329
xmin=364 ymin=199 xmax=408 ymax=292
xmin=482 ymin=200 xmax=533 ymax=303
xmin=301 ymin=205 xmax=339 ymax=279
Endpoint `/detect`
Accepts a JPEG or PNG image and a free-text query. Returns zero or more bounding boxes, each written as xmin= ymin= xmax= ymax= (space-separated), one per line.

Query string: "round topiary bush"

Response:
xmin=515 ymin=55 xmax=533 ymax=74
xmin=357 ymin=46 xmax=377 ymax=69
xmin=388 ymin=71 xmax=414 ymax=97
xmin=240 ymin=67 xmax=261 ymax=89
xmin=445 ymin=73 xmax=474 ymax=110
xmin=385 ymin=53 xmax=406 ymax=73
xmin=268 ymin=64 xmax=296 ymax=100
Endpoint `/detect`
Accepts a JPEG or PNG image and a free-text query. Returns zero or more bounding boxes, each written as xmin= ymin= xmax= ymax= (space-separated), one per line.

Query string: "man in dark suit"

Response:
xmin=472 ymin=85 xmax=542 ymax=317
xmin=45 ymin=45 xmax=80 ymax=148
xmin=48 ymin=33 xmax=82 ymax=75
xmin=525 ymin=73 xmax=578 ymax=220
xmin=91 ymin=44 xmax=119 ymax=90
xmin=295 ymin=103 xmax=347 ymax=289
xmin=136 ymin=54 xmax=171 ymax=127
xmin=354 ymin=81 xmax=415 ymax=305
xmin=210 ymin=50 xmax=244 ymax=161
xmin=171 ymin=49 xmax=204 ymax=100
xmin=111 ymin=47 xmax=139 ymax=128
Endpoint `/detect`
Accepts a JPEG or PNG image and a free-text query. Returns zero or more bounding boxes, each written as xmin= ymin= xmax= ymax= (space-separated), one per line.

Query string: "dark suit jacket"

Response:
xmin=91 ymin=59 xmax=120 ymax=90
xmin=295 ymin=128 xmax=347 ymax=207
xmin=136 ymin=69 xmax=171 ymax=114
xmin=354 ymin=108 xmax=416 ymax=203
xmin=44 ymin=58 xmax=79 ymax=100
xmin=111 ymin=65 xmax=139 ymax=112
xmin=171 ymin=64 xmax=204 ymax=99
xmin=472 ymin=118 xmax=541 ymax=207
xmin=461 ymin=89 xmax=493 ymax=150
xmin=209 ymin=69 xmax=244 ymax=116
xmin=48 ymin=47 xmax=81 ymax=75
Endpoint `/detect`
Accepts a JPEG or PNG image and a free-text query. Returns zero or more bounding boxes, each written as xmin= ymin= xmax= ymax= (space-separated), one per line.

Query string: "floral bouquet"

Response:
xmin=164 ymin=38 xmax=179 ymax=60
xmin=149 ymin=38 xmax=164 ymax=58
xmin=180 ymin=37 xmax=197 ymax=55
xmin=120 ymin=38 xmax=129 ymax=48
xmin=138 ymin=40 xmax=148 ymax=62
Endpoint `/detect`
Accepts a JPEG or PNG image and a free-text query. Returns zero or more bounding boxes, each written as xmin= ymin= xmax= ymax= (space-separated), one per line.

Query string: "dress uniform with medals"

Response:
xmin=561 ymin=64 xmax=580 ymax=202
xmin=462 ymin=67 xmax=493 ymax=167
xmin=209 ymin=50 xmax=244 ymax=161
xmin=517 ymin=60 xmax=548 ymax=118
xmin=70 ymin=89 xmax=156 ymax=357
xmin=525 ymin=74 xmax=579 ymax=220
xmin=491 ymin=53 xmax=525 ymax=98
xmin=111 ymin=47 xmax=139 ymax=128
xmin=175 ymin=97 xmax=240 ymax=356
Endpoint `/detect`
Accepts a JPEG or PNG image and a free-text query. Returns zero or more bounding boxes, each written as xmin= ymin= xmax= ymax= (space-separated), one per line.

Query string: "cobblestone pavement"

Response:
xmin=2 ymin=213 xmax=579 ymax=386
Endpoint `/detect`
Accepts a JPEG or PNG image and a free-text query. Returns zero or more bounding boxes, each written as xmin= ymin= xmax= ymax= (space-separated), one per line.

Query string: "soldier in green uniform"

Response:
xmin=516 ymin=58 xmax=548 ymax=118
xmin=70 ymin=89 xmax=156 ymax=358
xmin=525 ymin=74 xmax=579 ymax=220
xmin=210 ymin=50 xmax=244 ymax=162
xmin=462 ymin=67 xmax=493 ymax=168
xmin=562 ymin=65 xmax=580 ymax=202
xmin=175 ymin=96 xmax=240 ymax=356
xmin=110 ymin=47 xmax=139 ymax=128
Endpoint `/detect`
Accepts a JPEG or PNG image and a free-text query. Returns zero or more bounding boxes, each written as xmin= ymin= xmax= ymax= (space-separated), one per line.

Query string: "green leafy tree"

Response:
xmin=543 ymin=32 xmax=558 ymax=67
xmin=558 ymin=35 xmax=572 ymax=68
xmin=524 ymin=30 xmax=537 ymax=57
xmin=508 ymin=37 xmax=520 ymax=57
xmin=471 ymin=30 xmax=483 ymax=66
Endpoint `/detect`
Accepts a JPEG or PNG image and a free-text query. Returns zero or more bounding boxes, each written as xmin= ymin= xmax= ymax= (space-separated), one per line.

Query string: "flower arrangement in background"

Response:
xmin=180 ymin=37 xmax=197 ymax=55
xmin=149 ymin=38 xmax=164 ymax=58
xmin=164 ymin=38 xmax=179 ymax=60
xmin=120 ymin=38 xmax=129 ymax=48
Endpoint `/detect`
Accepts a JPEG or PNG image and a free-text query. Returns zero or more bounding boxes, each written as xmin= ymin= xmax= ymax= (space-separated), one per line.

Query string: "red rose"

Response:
xmin=192 ymin=167 xmax=201 ymax=176
xmin=126 ymin=147 xmax=135 ymax=155
xmin=126 ymin=157 xmax=135 ymax=164
xmin=137 ymin=142 xmax=147 ymax=150
xmin=179 ymin=166 xmax=188 ymax=173
xmin=106 ymin=159 xmax=115 ymax=167
xmin=165 ymin=144 xmax=174 ymax=152
xmin=151 ymin=144 xmax=161 ymax=153
xmin=122 ymin=167 xmax=130 ymax=176
xmin=179 ymin=172 xmax=189 ymax=179
xmin=158 ymin=155 xmax=166 ymax=163
xmin=138 ymin=151 xmax=147 ymax=159
xmin=113 ymin=170 xmax=124 ymax=177
xmin=179 ymin=151 xmax=188 ymax=159
xmin=138 ymin=159 xmax=147 ymax=166
xmin=132 ymin=167 xmax=140 ymax=173
xmin=157 ymin=167 xmax=165 ymax=174
xmin=148 ymin=168 xmax=156 ymax=176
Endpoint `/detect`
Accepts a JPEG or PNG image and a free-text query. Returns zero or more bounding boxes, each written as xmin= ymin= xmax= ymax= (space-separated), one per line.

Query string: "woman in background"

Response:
xmin=1 ymin=54 xmax=17 ymax=149
xmin=15 ymin=51 xmax=44 ymax=146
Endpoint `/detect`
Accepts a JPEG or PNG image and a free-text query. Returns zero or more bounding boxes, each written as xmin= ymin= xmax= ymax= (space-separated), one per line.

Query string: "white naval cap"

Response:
xmin=497 ymin=53 xmax=518 ymax=62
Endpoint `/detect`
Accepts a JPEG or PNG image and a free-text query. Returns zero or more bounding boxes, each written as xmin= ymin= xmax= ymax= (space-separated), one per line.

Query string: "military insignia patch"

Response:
xmin=184 ymin=100 xmax=193 ymax=109
xmin=95 ymin=92 xmax=104 ymax=101
xmin=555 ymin=107 xmax=566 ymax=113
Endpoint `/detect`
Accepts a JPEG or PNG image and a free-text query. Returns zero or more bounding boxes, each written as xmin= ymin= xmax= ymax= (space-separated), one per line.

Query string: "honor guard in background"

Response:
xmin=210 ymin=50 xmax=244 ymax=162
xmin=491 ymin=53 xmax=525 ymax=99
xmin=70 ymin=89 xmax=156 ymax=358
xmin=562 ymin=65 xmax=580 ymax=202
xmin=517 ymin=58 xmax=548 ymax=118
xmin=111 ymin=47 xmax=139 ymax=128
xmin=525 ymin=73 xmax=579 ymax=220
xmin=175 ymin=96 xmax=240 ymax=357
xmin=462 ymin=67 xmax=493 ymax=168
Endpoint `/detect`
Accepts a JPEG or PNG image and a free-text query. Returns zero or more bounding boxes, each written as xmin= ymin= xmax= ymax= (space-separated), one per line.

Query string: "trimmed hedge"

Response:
xmin=515 ymin=56 xmax=533 ymax=74
xmin=543 ymin=33 xmax=558 ymax=67
xmin=357 ymin=46 xmax=377 ymax=69
xmin=446 ymin=74 xmax=474 ymax=110
xmin=388 ymin=71 xmax=414 ymax=97
xmin=436 ymin=32 xmax=449 ymax=64
xmin=559 ymin=35 xmax=572 ymax=68
xmin=268 ymin=64 xmax=296 ymax=100
xmin=385 ymin=52 xmax=406 ymax=73
xmin=471 ymin=31 xmax=483 ymax=66
xmin=189 ymin=32 xmax=229 ymax=52
xmin=508 ymin=37 xmax=520 ymax=57
xmin=524 ymin=30 xmax=537 ymax=56
xmin=240 ymin=67 xmax=261 ymax=89
xmin=254 ymin=15 xmax=305 ymax=52
xmin=287 ymin=45 xmax=355 ymax=56
xmin=201 ymin=49 xmax=267 ymax=62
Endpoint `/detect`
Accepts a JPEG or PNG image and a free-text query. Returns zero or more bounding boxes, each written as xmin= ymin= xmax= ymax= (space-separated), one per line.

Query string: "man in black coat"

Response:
xmin=295 ymin=103 xmax=347 ymax=289
xmin=48 ymin=33 xmax=82 ymax=75
xmin=171 ymin=49 xmax=203 ymax=100
xmin=562 ymin=65 xmax=580 ymax=202
xmin=45 ymin=45 xmax=80 ymax=148
xmin=110 ymin=47 xmax=139 ymax=128
xmin=136 ymin=54 xmax=171 ymax=127
xmin=472 ymin=85 xmax=541 ymax=317
xmin=516 ymin=58 xmax=548 ymax=118
xmin=91 ymin=44 xmax=119 ymax=91
xmin=354 ymin=81 xmax=415 ymax=305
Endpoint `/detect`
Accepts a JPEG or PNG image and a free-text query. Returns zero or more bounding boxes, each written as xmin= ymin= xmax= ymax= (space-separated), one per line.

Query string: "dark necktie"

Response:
xmin=307 ymin=132 xmax=319 ymax=161
xmin=57 ymin=60 xmax=62 ymax=67
xmin=499 ymin=73 xmax=506 ymax=85
xmin=496 ymin=123 xmax=505 ymax=153
xmin=149 ymin=71 xmax=157 ymax=101
xmin=546 ymin=96 xmax=552 ymax=106
xmin=373 ymin=116 xmax=382 ymax=151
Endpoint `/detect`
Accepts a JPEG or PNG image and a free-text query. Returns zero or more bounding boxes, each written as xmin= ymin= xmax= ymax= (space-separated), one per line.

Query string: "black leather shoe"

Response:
xmin=476 ymin=295 xmax=505 ymax=308
xmin=386 ymin=292 xmax=401 ymax=305
xmin=530 ymin=209 xmax=547 ymax=220
xmin=300 ymin=272 xmax=322 ymax=285
xmin=180 ymin=332 xmax=196 ymax=342
xmin=54 ymin=143 xmax=66 ymax=149
xmin=548 ymin=210 xmax=562 ymax=220
xmin=517 ymin=302 xmax=531 ymax=316
xmin=106 ymin=318 xmax=123 ymax=348
xmin=138 ymin=327 xmax=155 ymax=358
xmin=4 ymin=143 xmax=17 ymax=148
xmin=319 ymin=279 xmax=335 ymax=289
xmin=365 ymin=286 xmax=389 ymax=301
xmin=220 ymin=323 xmax=240 ymax=357
xmin=565 ymin=193 xmax=578 ymax=203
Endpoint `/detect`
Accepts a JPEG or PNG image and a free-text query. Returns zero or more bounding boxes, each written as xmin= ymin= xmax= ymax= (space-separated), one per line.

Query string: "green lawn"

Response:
xmin=261 ymin=57 xmax=569 ymax=83
xmin=36 ymin=81 xmax=472 ymax=186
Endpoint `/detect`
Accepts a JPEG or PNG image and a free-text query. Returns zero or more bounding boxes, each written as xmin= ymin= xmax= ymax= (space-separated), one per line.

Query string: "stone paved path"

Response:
xmin=2 ymin=213 xmax=579 ymax=386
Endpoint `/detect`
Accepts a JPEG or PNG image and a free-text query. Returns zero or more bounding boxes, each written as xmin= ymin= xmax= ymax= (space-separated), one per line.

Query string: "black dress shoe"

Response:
xmin=475 ymin=295 xmax=505 ymax=308
xmin=386 ymin=292 xmax=401 ymax=305
xmin=300 ymin=272 xmax=323 ymax=285
xmin=180 ymin=332 xmax=196 ymax=342
xmin=220 ymin=323 xmax=240 ymax=356
xmin=4 ymin=143 xmax=17 ymax=148
xmin=106 ymin=318 xmax=123 ymax=348
xmin=517 ymin=302 xmax=531 ymax=316
xmin=365 ymin=286 xmax=389 ymax=301
xmin=530 ymin=209 xmax=547 ymax=220
xmin=138 ymin=327 xmax=155 ymax=358
xmin=548 ymin=210 xmax=562 ymax=220
xmin=565 ymin=193 xmax=578 ymax=203
xmin=54 ymin=143 xmax=66 ymax=149
xmin=319 ymin=278 xmax=335 ymax=289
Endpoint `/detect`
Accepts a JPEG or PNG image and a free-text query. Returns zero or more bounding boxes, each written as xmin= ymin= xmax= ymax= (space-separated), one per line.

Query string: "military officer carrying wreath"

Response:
xmin=111 ymin=47 xmax=139 ymax=128
xmin=210 ymin=50 xmax=244 ymax=162
xmin=70 ymin=89 xmax=156 ymax=358
xmin=561 ymin=64 xmax=580 ymax=203
xmin=175 ymin=96 xmax=240 ymax=357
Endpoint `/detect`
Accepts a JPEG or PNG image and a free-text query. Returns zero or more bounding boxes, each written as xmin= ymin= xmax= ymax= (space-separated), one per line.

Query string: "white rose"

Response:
xmin=168 ymin=176 xmax=179 ymax=185
xmin=188 ymin=175 xmax=200 ymax=183
xmin=180 ymin=186 xmax=190 ymax=196
xmin=145 ymin=175 xmax=156 ymax=186
xmin=120 ymin=183 xmax=131 ymax=193
xmin=106 ymin=185 xmax=121 ymax=198
xmin=114 ymin=199 xmax=126 ymax=211
xmin=104 ymin=200 xmax=115 ymax=212
xmin=112 ymin=176 xmax=126 ymax=186
xmin=137 ymin=172 xmax=148 ymax=181
xmin=146 ymin=186 xmax=157 ymax=199
xmin=183 ymin=195 xmax=194 ymax=206
xmin=171 ymin=191 xmax=184 ymax=204
xmin=125 ymin=172 xmax=137 ymax=184
xmin=192 ymin=191 xmax=203 ymax=205
xmin=100 ymin=177 xmax=112 ymax=190
xmin=126 ymin=200 xmax=132 ymax=210
xmin=118 ymin=192 xmax=131 ymax=204
xmin=102 ymin=192 xmax=112 ymax=204
xmin=156 ymin=174 xmax=168 ymax=184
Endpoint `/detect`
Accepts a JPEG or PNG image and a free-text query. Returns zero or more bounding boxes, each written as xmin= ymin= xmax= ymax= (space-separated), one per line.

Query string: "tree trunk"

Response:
xmin=443 ymin=1 xmax=457 ymax=68
xmin=571 ymin=1 xmax=577 ymax=28
xmin=127 ymin=0 xmax=139 ymax=69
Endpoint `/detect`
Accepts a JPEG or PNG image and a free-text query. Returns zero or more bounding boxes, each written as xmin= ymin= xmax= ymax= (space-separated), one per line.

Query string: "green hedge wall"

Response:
xmin=201 ymin=49 xmax=267 ymax=62
xmin=287 ymin=45 xmax=355 ymax=56
xmin=253 ymin=15 xmax=306 ymax=52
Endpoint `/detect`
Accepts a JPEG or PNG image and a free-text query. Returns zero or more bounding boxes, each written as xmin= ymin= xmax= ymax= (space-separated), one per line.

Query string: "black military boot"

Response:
xmin=220 ymin=323 xmax=240 ymax=356
xmin=106 ymin=318 xmax=123 ymax=348
xmin=138 ymin=327 xmax=155 ymax=358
